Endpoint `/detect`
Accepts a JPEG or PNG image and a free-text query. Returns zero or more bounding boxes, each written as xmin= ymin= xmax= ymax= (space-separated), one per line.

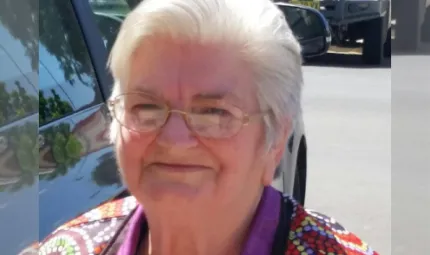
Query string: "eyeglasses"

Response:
xmin=108 ymin=92 xmax=268 ymax=139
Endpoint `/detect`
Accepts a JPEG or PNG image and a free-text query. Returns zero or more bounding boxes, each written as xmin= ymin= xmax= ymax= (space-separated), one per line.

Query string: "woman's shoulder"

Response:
xmin=35 ymin=196 xmax=138 ymax=255
xmin=284 ymin=195 xmax=380 ymax=255
xmin=33 ymin=193 xmax=379 ymax=255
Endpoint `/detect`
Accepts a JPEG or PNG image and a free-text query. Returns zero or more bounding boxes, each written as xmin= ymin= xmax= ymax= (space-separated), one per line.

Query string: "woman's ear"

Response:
xmin=261 ymin=118 xmax=292 ymax=186
xmin=273 ymin=118 xmax=292 ymax=167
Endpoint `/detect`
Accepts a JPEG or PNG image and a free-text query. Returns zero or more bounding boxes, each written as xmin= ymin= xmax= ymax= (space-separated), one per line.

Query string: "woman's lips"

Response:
xmin=146 ymin=163 xmax=214 ymax=189
xmin=149 ymin=163 xmax=210 ymax=172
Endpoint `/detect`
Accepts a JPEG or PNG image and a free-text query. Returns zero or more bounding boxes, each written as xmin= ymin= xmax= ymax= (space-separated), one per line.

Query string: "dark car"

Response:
xmin=0 ymin=1 xmax=329 ymax=254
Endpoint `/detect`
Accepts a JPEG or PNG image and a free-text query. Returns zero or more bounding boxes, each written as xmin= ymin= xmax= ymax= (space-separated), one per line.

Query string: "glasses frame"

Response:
xmin=107 ymin=92 xmax=269 ymax=138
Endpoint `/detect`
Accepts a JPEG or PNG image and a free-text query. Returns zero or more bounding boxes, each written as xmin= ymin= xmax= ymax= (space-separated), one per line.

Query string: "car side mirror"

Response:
xmin=277 ymin=3 xmax=331 ymax=58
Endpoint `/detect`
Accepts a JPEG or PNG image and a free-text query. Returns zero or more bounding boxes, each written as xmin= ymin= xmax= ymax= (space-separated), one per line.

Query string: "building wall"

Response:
xmin=418 ymin=0 xmax=430 ymax=51
xmin=392 ymin=0 xmax=421 ymax=52
xmin=393 ymin=0 xmax=430 ymax=53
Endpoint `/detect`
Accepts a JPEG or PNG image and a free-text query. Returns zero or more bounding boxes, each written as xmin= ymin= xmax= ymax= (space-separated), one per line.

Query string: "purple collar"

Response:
xmin=117 ymin=205 xmax=145 ymax=255
xmin=118 ymin=186 xmax=281 ymax=255
xmin=241 ymin=186 xmax=281 ymax=255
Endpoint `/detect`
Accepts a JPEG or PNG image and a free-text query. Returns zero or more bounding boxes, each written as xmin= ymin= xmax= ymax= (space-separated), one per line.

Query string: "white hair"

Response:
xmin=108 ymin=0 xmax=303 ymax=150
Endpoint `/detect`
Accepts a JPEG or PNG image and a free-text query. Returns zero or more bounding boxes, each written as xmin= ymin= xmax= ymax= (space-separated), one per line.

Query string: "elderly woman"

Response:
xmin=37 ymin=0 xmax=379 ymax=254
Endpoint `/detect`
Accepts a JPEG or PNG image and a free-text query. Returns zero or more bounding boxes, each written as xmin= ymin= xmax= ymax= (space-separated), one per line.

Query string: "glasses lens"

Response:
xmin=187 ymin=103 xmax=242 ymax=138
xmin=113 ymin=93 xmax=167 ymax=132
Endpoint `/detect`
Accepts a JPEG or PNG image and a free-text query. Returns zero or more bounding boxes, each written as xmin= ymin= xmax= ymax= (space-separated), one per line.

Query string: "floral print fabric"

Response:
xmin=285 ymin=197 xmax=378 ymax=255
xmin=28 ymin=194 xmax=379 ymax=255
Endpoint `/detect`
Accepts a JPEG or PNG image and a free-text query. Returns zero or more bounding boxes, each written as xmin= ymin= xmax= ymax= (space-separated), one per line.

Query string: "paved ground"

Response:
xmin=390 ymin=55 xmax=430 ymax=255
xmin=301 ymin=54 xmax=391 ymax=254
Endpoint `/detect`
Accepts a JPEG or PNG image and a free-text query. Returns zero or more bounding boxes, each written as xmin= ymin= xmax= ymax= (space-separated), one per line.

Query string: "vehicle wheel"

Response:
xmin=384 ymin=27 xmax=391 ymax=58
xmin=362 ymin=17 xmax=384 ymax=65
xmin=293 ymin=140 xmax=307 ymax=205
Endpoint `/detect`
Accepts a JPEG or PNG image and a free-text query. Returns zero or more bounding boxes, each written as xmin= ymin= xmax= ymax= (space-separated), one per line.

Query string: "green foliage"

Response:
xmin=9 ymin=122 xmax=38 ymax=170
xmin=0 ymin=78 xmax=74 ymax=192
xmin=66 ymin=135 xmax=83 ymax=159
xmin=40 ymin=123 xmax=84 ymax=180
xmin=0 ymin=81 xmax=38 ymax=126
xmin=52 ymin=133 xmax=67 ymax=164
xmin=1 ymin=121 xmax=38 ymax=192
xmin=1 ymin=121 xmax=85 ymax=192
xmin=39 ymin=90 xmax=73 ymax=126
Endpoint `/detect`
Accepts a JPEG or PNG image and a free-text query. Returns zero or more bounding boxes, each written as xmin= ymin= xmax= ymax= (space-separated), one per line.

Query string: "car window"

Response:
xmin=0 ymin=3 xmax=38 ymax=127
xmin=88 ymin=0 xmax=131 ymax=51
xmin=39 ymin=0 xmax=104 ymax=126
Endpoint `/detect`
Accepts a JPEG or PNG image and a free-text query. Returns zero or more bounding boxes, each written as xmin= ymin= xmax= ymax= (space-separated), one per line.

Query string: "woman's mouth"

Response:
xmin=149 ymin=163 xmax=211 ymax=172
xmin=145 ymin=162 xmax=214 ymax=191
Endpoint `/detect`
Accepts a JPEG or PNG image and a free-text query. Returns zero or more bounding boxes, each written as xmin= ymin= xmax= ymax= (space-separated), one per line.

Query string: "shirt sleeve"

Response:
xmin=286 ymin=203 xmax=380 ymax=255
xmin=36 ymin=196 xmax=138 ymax=255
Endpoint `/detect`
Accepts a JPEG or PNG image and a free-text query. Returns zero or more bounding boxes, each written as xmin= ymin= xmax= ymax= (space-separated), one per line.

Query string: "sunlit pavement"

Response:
xmin=328 ymin=45 xmax=362 ymax=55
xmin=390 ymin=55 xmax=430 ymax=255
xmin=301 ymin=52 xmax=391 ymax=254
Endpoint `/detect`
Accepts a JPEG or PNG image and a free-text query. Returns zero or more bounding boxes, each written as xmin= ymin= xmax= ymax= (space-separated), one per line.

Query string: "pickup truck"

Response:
xmin=281 ymin=0 xmax=391 ymax=65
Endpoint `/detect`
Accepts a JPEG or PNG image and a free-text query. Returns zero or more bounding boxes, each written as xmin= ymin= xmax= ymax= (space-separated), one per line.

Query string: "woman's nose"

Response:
xmin=156 ymin=112 xmax=198 ymax=148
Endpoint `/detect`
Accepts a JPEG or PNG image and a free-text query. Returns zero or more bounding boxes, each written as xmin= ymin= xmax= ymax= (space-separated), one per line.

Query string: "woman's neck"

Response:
xmin=140 ymin=189 xmax=264 ymax=255
xmin=141 ymin=228 xmax=242 ymax=255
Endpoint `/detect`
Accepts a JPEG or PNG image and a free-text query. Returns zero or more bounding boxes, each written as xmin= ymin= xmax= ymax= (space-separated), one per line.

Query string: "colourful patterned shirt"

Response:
xmin=24 ymin=187 xmax=379 ymax=255
xmin=117 ymin=187 xmax=281 ymax=255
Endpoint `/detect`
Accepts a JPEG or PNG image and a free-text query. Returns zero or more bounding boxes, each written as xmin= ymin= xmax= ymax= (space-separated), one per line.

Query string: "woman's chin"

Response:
xmin=139 ymin=170 xmax=215 ymax=199
xmin=142 ymin=179 xmax=212 ymax=202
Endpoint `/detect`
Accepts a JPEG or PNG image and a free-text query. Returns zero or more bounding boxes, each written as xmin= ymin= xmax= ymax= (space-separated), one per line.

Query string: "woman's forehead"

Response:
xmin=127 ymin=39 xmax=257 ymax=107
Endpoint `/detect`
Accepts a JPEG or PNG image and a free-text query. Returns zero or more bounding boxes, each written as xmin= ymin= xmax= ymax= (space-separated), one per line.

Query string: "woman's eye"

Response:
xmin=134 ymin=104 xmax=161 ymax=110
xmin=196 ymin=107 xmax=230 ymax=116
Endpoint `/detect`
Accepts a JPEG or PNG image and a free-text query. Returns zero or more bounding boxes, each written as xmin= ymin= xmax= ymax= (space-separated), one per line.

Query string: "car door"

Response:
xmin=38 ymin=0 xmax=125 ymax=243
xmin=0 ymin=0 xmax=126 ymax=253
xmin=0 ymin=1 xmax=39 ymax=253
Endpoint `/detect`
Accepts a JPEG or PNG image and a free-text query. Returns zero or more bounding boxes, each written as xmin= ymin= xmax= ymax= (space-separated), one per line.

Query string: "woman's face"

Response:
xmin=115 ymin=38 xmax=284 ymax=212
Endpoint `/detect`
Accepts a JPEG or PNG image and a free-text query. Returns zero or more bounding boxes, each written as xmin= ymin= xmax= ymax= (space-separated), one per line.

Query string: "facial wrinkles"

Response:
xmin=123 ymin=44 xmax=271 ymax=219
xmin=173 ymin=42 xmax=194 ymax=108
xmin=180 ymin=44 xmax=236 ymax=97
xmin=145 ymin=44 xmax=202 ymax=107
xmin=160 ymin=41 xmax=246 ymax=108
xmin=130 ymin=38 xmax=256 ymax=114
xmin=128 ymin=40 xmax=177 ymax=103
xmin=128 ymin=39 xmax=261 ymax=142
